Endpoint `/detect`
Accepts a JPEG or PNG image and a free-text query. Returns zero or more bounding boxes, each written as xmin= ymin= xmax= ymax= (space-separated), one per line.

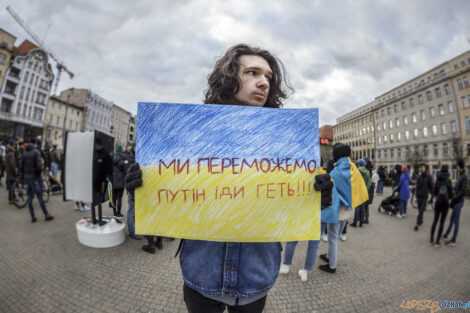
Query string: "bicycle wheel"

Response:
xmin=13 ymin=182 xmax=27 ymax=209
xmin=41 ymin=178 xmax=50 ymax=203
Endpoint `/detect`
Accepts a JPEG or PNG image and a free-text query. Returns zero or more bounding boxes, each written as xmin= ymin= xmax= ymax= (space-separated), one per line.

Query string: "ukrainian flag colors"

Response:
xmin=135 ymin=102 xmax=321 ymax=242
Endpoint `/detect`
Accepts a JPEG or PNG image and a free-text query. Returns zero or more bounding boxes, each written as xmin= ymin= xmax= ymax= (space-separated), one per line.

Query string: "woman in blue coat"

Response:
xmin=396 ymin=165 xmax=410 ymax=218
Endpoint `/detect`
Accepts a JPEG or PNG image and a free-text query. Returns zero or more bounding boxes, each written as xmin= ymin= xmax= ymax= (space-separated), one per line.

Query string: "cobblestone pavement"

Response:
xmin=0 ymin=186 xmax=469 ymax=313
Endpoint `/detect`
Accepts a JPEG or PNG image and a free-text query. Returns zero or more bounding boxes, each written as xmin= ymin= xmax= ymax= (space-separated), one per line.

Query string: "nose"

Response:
xmin=257 ymin=76 xmax=269 ymax=90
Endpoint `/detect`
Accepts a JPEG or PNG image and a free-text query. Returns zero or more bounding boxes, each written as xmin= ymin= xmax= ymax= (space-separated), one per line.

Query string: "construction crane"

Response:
xmin=6 ymin=5 xmax=74 ymax=94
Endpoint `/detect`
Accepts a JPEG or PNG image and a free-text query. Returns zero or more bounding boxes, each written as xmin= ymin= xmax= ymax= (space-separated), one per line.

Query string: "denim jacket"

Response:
xmin=179 ymin=239 xmax=282 ymax=298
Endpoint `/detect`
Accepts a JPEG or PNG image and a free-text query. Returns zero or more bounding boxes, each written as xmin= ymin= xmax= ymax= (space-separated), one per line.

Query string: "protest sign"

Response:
xmin=135 ymin=102 xmax=320 ymax=242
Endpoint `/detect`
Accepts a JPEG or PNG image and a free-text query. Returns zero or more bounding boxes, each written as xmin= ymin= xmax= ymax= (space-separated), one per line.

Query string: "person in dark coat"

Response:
xmin=112 ymin=145 xmax=125 ymax=217
xmin=124 ymin=148 xmax=141 ymax=240
xmin=376 ymin=166 xmax=386 ymax=195
xmin=430 ymin=165 xmax=453 ymax=246
xmin=92 ymin=138 xmax=112 ymax=207
xmin=443 ymin=159 xmax=468 ymax=246
xmin=392 ymin=164 xmax=402 ymax=188
xmin=414 ymin=163 xmax=433 ymax=231
xmin=20 ymin=139 xmax=54 ymax=223
xmin=5 ymin=139 xmax=18 ymax=204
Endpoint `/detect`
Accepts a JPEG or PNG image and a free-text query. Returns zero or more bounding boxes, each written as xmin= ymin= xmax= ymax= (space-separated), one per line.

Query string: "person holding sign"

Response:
xmin=126 ymin=44 xmax=331 ymax=313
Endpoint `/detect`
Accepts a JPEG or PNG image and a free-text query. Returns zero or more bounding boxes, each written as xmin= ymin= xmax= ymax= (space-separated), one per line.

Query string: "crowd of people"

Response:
xmin=0 ymin=43 xmax=467 ymax=313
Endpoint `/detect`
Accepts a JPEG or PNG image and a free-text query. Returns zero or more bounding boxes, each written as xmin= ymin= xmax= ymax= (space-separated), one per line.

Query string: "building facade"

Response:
xmin=0 ymin=28 xmax=16 ymax=92
xmin=60 ymin=88 xmax=113 ymax=136
xmin=42 ymin=95 xmax=84 ymax=148
xmin=0 ymin=40 xmax=54 ymax=140
xmin=334 ymin=101 xmax=376 ymax=162
xmin=112 ymin=104 xmax=131 ymax=150
xmin=374 ymin=50 xmax=470 ymax=177
xmin=451 ymin=54 xmax=470 ymax=172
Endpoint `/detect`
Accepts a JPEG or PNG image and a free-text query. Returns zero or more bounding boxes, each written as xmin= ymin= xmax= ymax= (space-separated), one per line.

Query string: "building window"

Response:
xmin=448 ymin=101 xmax=454 ymax=113
xmin=405 ymin=130 xmax=410 ymax=141
xmin=432 ymin=124 xmax=438 ymax=136
xmin=398 ymin=148 xmax=401 ymax=158
xmin=394 ymin=104 xmax=398 ymax=112
xmin=390 ymin=149 xmax=394 ymax=158
xmin=464 ymin=77 xmax=469 ymax=87
xmin=384 ymin=149 xmax=388 ymax=159
xmin=406 ymin=147 xmax=410 ymax=157
xmin=75 ymin=121 xmax=78 ymax=130
xmin=48 ymin=114 xmax=52 ymax=124
xmin=397 ymin=132 xmax=401 ymax=142
xmin=430 ymin=107 xmax=436 ymax=118
xmin=423 ymin=145 xmax=428 ymax=156
xmin=435 ymin=88 xmax=441 ymax=98
xmin=56 ymin=116 xmax=60 ymax=126
xmin=457 ymin=79 xmax=463 ymax=89
xmin=423 ymin=126 xmax=428 ymax=137
xmin=404 ymin=116 xmax=409 ymax=125
xmin=451 ymin=120 xmax=457 ymax=133
xmin=378 ymin=150 xmax=381 ymax=158
xmin=390 ymin=133 xmax=394 ymax=143
xmin=443 ymin=143 xmax=448 ymax=155
xmin=395 ymin=117 xmax=400 ymax=127
xmin=462 ymin=96 xmax=468 ymax=108
xmin=441 ymin=123 xmax=447 ymax=135
xmin=389 ymin=120 xmax=393 ymax=129
xmin=433 ymin=144 xmax=438 ymax=156
xmin=381 ymin=109 xmax=384 ymax=117
xmin=465 ymin=117 xmax=470 ymax=134
xmin=401 ymin=101 xmax=406 ymax=110
xmin=420 ymin=110 xmax=426 ymax=121
xmin=418 ymin=94 xmax=423 ymax=104
xmin=375 ymin=112 xmax=379 ymax=119
xmin=383 ymin=121 xmax=387 ymax=130
xmin=426 ymin=91 xmax=432 ymax=101
xmin=413 ymin=128 xmax=419 ymax=139
xmin=378 ymin=137 xmax=382 ymax=144
xmin=384 ymin=135 xmax=388 ymax=143
xmin=438 ymin=104 xmax=445 ymax=116
xmin=412 ymin=112 xmax=417 ymax=123
xmin=387 ymin=107 xmax=391 ymax=115
xmin=409 ymin=98 xmax=414 ymax=107
xmin=444 ymin=84 xmax=451 ymax=95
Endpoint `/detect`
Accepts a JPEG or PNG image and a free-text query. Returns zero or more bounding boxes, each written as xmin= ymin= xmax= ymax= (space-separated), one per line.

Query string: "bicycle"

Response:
xmin=12 ymin=177 xmax=50 ymax=209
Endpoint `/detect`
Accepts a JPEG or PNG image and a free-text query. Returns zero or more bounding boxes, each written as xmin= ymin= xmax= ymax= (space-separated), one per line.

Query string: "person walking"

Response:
xmin=20 ymin=139 xmax=54 ymax=223
xmin=5 ymin=139 xmax=18 ymax=204
xmin=414 ymin=163 xmax=433 ymax=231
xmin=50 ymin=145 xmax=59 ymax=178
xmin=442 ymin=159 xmax=467 ymax=246
xmin=377 ymin=166 xmax=385 ymax=195
xmin=430 ymin=165 xmax=452 ymax=246
xmin=351 ymin=159 xmax=370 ymax=227
xmin=396 ymin=165 xmax=410 ymax=218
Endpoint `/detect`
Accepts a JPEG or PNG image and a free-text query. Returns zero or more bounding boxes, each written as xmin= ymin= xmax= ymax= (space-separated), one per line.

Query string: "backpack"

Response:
xmin=438 ymin=184 xmax=449 ymax=202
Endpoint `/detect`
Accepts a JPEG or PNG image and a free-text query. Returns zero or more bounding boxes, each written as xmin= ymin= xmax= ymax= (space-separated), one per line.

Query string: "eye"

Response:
xmin=246 ymin=70 xmax=256 ymax=76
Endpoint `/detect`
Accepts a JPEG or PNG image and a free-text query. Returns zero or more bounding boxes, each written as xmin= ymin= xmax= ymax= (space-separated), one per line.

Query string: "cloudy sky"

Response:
xmin=2 ymin=0 xmax=469 ymax=125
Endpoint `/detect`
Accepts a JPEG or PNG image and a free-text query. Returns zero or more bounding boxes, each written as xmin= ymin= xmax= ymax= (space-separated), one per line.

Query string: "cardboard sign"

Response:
xmin=135 ymin=102 xmax=321 ymax=242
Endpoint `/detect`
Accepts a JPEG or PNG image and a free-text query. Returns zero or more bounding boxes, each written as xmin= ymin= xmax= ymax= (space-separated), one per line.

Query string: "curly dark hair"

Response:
xmin=204 ymin=44 xmax=293 ymax=108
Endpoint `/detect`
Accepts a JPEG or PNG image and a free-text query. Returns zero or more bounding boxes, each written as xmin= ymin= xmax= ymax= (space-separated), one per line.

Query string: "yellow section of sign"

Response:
xmin=135 ymin=165 xmax=320 ymax=242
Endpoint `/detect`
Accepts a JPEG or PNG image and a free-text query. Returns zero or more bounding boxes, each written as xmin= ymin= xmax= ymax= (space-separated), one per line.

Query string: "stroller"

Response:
xmin=378 ymin=187 xmax=399 ymax=215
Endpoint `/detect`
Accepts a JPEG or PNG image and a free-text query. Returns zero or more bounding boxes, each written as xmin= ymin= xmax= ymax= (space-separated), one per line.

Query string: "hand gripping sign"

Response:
xmin=135 ymin=103 xmax=321 ymax=242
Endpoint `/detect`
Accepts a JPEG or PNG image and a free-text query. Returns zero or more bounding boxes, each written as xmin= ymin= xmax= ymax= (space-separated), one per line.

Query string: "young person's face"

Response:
xmin=234 ymin=55 xmax=272 ymax=107
xmin=421 ymin=165 xmax=426 ymax=173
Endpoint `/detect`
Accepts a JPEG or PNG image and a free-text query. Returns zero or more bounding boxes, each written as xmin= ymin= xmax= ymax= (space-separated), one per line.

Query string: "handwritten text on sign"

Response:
xmin=135 ymin=102 xmax=321 ymax=242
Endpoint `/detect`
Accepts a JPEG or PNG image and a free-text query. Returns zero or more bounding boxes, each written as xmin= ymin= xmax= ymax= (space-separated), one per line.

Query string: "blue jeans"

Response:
xmin=51 ymin=162 xmax=58 ymax=178
xmin=283 ymin=224 xmax=325 ymax=271
xmin=127 ymin=194 xmax=136 ymax=235
xmin=444 ymin=201 xmax=463 ymax=242
xmin=398 ymin=200 xmax=407 ymax=215
xmin=377 ymin=181 xmax=384 ymax=194
xmin=24 ymin=180 xmax=49 ymax=218
xmin=327 ymin=221 xmax=345 ymax=269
